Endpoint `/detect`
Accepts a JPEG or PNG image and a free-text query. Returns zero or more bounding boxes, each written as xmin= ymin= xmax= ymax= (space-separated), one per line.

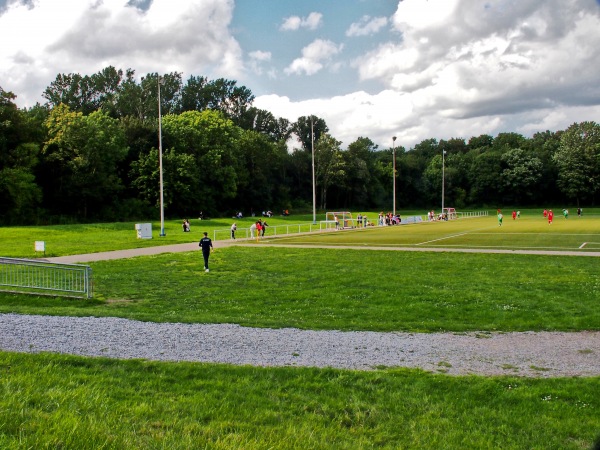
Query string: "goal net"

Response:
xmin=443 ymin=207 xmax=457 ymax=220
xmin=324 ymin=211 xmax=354 ymax=229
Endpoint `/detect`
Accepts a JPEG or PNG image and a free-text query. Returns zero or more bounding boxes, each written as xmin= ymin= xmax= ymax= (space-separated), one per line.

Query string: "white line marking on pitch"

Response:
xmin=416 ymin=231 xmax=473 ymax=246
xmin=580 ymin=243 xmax=587 ymax=249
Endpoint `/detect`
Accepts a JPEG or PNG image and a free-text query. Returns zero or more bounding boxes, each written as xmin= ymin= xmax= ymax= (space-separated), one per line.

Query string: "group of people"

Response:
xmin=377 ymin=212 xmax=401 ymax=226
xmin=249 ymin=219 xmax=268 ymax=239
xmin=427 ymin=210 xmax=448 ymax=221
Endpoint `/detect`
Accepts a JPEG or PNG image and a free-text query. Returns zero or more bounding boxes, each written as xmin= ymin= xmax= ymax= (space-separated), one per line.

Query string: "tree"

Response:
xmin=179 ymin=76 xmax=254 ymax=123
xmin=236 ymin=107 xmax=292 ymax=143
xmin=341 ymin=137 xmax=381 ymax=209
xmin=155 ymin=110 xmax=241 ymax=214
xmin=553 ymin=122 xmax=600 ymax=204
xmin=130 ymin=147 xmax=198 ymax=214
xmin=42 ymin=104 xmax=128 ymax=217
xmin=0 ymin=87 xmax=42 ymax=223
xmin=293 ymin=115 xmax=328 ymax=152
xmin=501 ymin=148 xmax=543 ymax=204
xmin=468 ymin=150 xmax=503 ymax=206
xmin=43 ymin=66 xmax=125 ymax=116
xmin=314 ymin=133 xmax=345 ymax=210
xmin=232 ymin=129 xmax=288 ymax=212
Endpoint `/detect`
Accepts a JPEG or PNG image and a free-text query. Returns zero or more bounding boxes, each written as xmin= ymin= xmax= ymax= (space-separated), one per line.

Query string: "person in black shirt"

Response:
xmin=199 ymin=232 xmax=213 ymax=272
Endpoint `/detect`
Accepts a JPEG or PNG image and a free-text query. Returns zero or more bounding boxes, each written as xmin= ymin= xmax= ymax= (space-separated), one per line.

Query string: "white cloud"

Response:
xmin=248 ymin=50 xmax=272 ymax=75
xmin=346 ymin=15 xmax=389 ymax=37
xmin=280 ymin=12 xmax=322 ymax=31
xmin=284 ymin=39 xmax=343 ymax=76
xmin=357 ymin=0 xmax=600 ymax=120
xmin=249 ymin=50 xmax=272 ymax=62
xmin=0 ymin=0 xmax=243 ymax=106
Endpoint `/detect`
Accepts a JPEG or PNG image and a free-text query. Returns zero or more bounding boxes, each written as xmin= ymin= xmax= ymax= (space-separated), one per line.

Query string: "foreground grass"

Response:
xmin=1 ymin=247 xmax=599 ymax=332
xmin=0 ymin=352 xmax=598 ymax=449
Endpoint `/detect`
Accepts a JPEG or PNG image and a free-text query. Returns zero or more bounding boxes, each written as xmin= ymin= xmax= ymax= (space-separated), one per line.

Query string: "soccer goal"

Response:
xmin=443 ymin=207 xmax=457 ymax=220
xmin=323 ymin=211 xmax=354 ymax=229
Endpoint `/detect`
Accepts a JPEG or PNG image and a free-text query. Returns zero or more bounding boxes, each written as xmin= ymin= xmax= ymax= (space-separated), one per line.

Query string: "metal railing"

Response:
xmin=457 ymin=210 xmax=489 ymax=218
xmin=213 ymin=222 xmax=329 ymax=241
xmin=0 ymin=257 xmax=93 ymax=299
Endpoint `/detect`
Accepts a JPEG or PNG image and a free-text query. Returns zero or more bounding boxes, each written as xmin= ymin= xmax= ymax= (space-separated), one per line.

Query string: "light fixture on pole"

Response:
xmin=442 ymin=150 xmax=446 ymax=216
xmin=311 ymin=116 xmax=316 ymax=225
xmin=392 ymin=136 xmax=397 ymax=216
xmin=158 ymin=76 xmax=166 ymax=237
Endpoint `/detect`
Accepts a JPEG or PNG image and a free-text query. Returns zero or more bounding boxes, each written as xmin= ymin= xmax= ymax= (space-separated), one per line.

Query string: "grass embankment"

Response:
xmin=0 ymin=352 xmax=598 ymax=449
xmin=1 ymin=247 xmax=598 ymax=332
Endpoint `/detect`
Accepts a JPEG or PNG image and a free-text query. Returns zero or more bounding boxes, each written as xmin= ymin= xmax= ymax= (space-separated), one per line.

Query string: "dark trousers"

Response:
xmin=202 ymin=251 xmax=210 ymax=269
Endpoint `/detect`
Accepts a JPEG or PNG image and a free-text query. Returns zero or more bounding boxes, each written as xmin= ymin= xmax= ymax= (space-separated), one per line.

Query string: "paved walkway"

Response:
xmin=47 ymin=240 xmax=600 ymax=264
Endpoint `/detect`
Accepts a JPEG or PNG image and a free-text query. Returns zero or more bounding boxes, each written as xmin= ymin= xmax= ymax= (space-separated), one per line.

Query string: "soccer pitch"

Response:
xmin=267 ymin=214 xmax=600 ymax=252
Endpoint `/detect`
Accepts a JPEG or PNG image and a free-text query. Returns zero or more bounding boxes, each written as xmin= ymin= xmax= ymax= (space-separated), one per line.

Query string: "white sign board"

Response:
xmin=35 ymin=241 xmax=45 ymax=252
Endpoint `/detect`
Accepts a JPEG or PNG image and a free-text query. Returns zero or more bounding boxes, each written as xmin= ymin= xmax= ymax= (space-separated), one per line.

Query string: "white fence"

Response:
xmin=213 ymin=222 xmax=337 ymax=241
xmin=214 ymin=211 xmax=489 ymax=241
xmin=0 ymin=257 xmax=93 ymax=299
xmin=457 ymin=210 xmax=489 ymax=218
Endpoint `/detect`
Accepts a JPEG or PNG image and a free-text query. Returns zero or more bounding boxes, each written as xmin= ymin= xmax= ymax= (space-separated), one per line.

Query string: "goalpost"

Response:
xmin=323 ymin=211 xmax=354 ymax=229
xmin=443 ymin=207 xmax=457 ymax=220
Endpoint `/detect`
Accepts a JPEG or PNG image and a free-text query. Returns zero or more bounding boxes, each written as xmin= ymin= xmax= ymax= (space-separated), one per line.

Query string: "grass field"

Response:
xmin=1 ymin=352 xmax=598 ymax=450
xmin=1 ymin=210 xmax=600 ymax=448
xmin=268 ymin=213 xmax=600 ymax=252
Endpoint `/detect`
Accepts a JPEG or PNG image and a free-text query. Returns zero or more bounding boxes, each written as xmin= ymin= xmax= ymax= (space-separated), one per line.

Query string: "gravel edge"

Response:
xmin=1 ymin=313 xmax=598 ymax=377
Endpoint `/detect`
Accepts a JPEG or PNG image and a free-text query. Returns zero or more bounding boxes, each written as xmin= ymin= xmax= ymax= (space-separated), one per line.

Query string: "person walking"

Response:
xmin=199 ymin=232 xmax=213 ymax=272
xmin=230 ymin=223 xmax=237 ymax=239
xmin=497 ymin=210 xmax=503 ymax=226
xmin=548 ymin=209 xmax=554 ymax=224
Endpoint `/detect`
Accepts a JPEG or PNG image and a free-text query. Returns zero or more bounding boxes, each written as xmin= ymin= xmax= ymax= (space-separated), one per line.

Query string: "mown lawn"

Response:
xmin=0 ymin=352 xmax=598 ymax=450
xmin=1 ymin=247 xmax=599 ymax=332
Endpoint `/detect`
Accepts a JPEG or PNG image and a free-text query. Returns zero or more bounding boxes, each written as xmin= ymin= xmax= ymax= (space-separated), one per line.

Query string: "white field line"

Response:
xmin=415 ymin=225 xmax=498 ymax=246
xmin=580 ymin=242 xmax=600 ymax=249
xmin=416 ymin=231 xmax=474 ymax=246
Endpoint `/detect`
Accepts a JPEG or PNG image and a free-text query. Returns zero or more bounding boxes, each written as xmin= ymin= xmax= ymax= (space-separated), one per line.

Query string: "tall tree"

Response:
xmin=43 ymin=104 xmax=128 ymax=217
xmin=314 ymin=133 xmax=345 ymax=210
xmin=501 ymin=148 xmax=543 ymax=204
xmin=0 ymin=87 xmax=42 ymax=223
xmin=293 ymin=115 xmax=328 ymax=152
xmin=152 ymin=110 xmax=241 ymax=215
xmin=553 ymin=121 xmax=600 ymax=204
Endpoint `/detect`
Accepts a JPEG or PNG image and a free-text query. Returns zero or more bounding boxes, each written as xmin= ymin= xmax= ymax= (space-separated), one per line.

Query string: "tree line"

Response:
xmin=1 ymin=66 xmax=599 ymax=225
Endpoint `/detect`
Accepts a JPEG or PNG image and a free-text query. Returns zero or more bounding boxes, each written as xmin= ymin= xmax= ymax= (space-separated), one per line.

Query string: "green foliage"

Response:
xmin=42 ymin=105 xmax=128 ymax=217
xmin=4 ymin=69 xmax=600 ymax=224
xmin=554 ymin=121 xmax=600 ymax=203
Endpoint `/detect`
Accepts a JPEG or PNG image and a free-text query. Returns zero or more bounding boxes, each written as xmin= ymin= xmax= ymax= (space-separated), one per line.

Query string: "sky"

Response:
xmin=1 ymin=0 xmax=600 ymax=150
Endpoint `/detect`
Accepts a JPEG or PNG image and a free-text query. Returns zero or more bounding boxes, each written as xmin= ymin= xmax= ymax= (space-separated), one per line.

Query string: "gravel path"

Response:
xmin=11 ymin=243 xmax=597 ymax=378
xmin=1 ymin=313 xmax=598 ymax=378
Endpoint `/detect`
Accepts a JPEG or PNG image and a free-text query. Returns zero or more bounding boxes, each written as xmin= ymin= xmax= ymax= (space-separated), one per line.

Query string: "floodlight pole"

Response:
xmin=311 ymin=117 xmax=316 ymax=225
xmin=392 ymin=136 xmax=397 ymax=216
xmin=158 ymin=76 xmax=166 ymax=237
xmin=442 ymin=150 xmax=446 ymax=215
